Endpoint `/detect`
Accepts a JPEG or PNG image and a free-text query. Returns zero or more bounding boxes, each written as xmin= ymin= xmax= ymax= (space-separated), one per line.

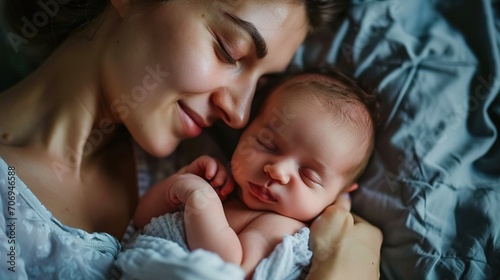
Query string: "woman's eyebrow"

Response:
xmin=220 ymin=10 xmax=268 ymax=59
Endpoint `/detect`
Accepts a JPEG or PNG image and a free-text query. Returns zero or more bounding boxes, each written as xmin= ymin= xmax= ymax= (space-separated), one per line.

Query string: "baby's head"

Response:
xmin=231 ymin=70 xmax=376 ymax=222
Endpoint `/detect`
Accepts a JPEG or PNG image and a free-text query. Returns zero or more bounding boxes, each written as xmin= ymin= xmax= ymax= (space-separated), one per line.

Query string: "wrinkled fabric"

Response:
xmin=2 ymin=0 xmax=499 ymax=279
xmin=116 ymin=235 xmax=244 ymax=280
xmin=115 ymin=211 xmax=311 ymax=280
xmin=0 ymin=157 xmax=120 ymax=279
xmin=291 ymin=0 xmax=500 ymax=279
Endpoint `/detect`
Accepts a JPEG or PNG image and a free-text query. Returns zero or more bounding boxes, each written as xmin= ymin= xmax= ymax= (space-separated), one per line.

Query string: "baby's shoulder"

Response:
xmin=223 ymin=199 xmax=305 ymax=235
xmin=224 ymin=199 xmax=306 ymax=234
xmin=250 ymin=212 xmax=306 ymax=236
xmin=223 ymin=199 xmax=265 ymax=233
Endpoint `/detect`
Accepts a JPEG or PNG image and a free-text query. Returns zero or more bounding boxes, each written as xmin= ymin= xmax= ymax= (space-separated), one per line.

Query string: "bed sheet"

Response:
xmin=289 ymin=0 xmax=500 ymax=279
xmin=1 ymin=0 xmax=499 ymax=279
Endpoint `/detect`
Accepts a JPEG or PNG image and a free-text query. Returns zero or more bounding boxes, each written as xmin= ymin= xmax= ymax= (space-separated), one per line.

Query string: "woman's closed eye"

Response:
xmin=215 ymin=34 xmax=237 ymax=65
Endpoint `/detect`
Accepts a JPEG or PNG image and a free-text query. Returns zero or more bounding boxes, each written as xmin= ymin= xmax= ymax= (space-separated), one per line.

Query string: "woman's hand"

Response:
xmin=307 ymin=194 xmax=383 ymax=280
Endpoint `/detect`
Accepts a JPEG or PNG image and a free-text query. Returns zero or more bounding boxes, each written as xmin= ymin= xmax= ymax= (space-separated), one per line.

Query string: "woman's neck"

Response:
xmin=0 ymin=8 xmax=122 ymax=169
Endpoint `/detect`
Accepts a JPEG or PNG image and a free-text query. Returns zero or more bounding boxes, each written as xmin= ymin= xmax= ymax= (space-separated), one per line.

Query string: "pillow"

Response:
xmin=289 ymin=0 xmax=500 ymax=279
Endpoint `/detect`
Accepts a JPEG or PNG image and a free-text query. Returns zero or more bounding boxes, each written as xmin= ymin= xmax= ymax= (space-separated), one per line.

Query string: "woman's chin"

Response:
xmin=135 ymin=135 xmax=180 ymax=158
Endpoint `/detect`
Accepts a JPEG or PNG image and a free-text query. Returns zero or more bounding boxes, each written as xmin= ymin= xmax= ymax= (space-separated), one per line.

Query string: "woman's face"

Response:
xmin=102 ymin=0 xmax=308 ymax=156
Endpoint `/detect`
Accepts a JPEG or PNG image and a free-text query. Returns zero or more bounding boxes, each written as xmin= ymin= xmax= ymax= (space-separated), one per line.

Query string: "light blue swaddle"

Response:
xmin=115 ymin=211 xmax=312 ymax=280
xmin=0 ymin=157 xmax=120 ymax=280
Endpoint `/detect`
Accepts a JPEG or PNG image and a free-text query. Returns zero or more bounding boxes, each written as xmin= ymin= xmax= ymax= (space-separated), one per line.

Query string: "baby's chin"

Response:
xmin=278 ymin=210 xmax=320 ymax=224
xmin=235 ymin=186 xmax=320 ymax=222
xmin=236 ymin=187 xmax=270 ymax=212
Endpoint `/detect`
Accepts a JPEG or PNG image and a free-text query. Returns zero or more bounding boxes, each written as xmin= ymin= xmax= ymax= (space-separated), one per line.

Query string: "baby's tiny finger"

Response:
xmin=220 ymin=177 xmax=235 ymax=196
xmin=204 ymin=162 xmax=217 ymax=181
xmin=211 ymin=169 xmax=227 ymax=187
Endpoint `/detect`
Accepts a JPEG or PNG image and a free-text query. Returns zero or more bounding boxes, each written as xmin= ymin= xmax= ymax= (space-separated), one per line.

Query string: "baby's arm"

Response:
xmin=174 ymin=174 xmax=244 ymax=263
xmin=133 ymin=174 xmax=184 ymax=229
xmin=170 ymin=157 xmax=242 ymax=264
xmin=134 ymin=156 xmax=242 ymax=264
xmin=238 ymin=213 xmax=306 ymax=276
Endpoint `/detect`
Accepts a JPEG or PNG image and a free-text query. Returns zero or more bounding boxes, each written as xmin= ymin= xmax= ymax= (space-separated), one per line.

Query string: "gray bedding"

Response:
xmin=290 ymin=0 xmax=500 ymax=279
xmin=1 ymin=0 xmax=499 ymax=279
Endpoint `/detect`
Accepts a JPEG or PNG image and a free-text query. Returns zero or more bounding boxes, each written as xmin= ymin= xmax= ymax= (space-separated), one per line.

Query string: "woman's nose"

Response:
xmin=211 ymin=76 xmax=257 ymax=129
xmin=263 ymin=161 xmax=292 ymax=185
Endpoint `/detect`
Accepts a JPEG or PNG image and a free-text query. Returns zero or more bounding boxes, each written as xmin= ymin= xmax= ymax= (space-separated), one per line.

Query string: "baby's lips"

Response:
xmin=250 ymin=182 xmax=278 ymax=202
xmin=262 ymin=188 xmax=277 ymax=201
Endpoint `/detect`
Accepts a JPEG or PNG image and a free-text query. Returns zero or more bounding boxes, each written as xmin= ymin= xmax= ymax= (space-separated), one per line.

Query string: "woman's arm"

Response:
xmin=307 ymin=195 xmax=383 ymax=280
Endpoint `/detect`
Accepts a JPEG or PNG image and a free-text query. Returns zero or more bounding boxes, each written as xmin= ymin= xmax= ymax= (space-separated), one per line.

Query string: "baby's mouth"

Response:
xmin=248 ymin=182 xmax=277 ymax=202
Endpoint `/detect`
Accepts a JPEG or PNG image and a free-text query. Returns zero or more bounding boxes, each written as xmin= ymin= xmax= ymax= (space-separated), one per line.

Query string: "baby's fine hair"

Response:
xmin=277 ymin=68 xmax=379 ymax=184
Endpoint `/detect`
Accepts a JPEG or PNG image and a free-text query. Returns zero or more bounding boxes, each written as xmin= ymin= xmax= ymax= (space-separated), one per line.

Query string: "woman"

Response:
xmin=0 ymin=0 xmax=382 ymax=279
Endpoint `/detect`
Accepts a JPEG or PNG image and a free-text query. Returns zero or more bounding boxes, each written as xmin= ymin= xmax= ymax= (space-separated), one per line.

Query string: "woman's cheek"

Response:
xmin=168 ymin=46 xmax=224 ymax=93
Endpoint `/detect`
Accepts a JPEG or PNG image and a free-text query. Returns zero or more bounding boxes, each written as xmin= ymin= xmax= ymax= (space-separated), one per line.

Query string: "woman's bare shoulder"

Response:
xmin=0 ymin=143 xmax=138 ymax=238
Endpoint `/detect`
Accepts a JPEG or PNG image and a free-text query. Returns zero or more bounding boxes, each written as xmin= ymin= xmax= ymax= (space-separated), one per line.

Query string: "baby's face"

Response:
xmin=231 ymin=84 xmax=363 ymax=222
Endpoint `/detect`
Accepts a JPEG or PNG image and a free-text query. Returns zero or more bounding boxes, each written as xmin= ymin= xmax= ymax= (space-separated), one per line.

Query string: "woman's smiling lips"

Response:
xmin=178 ymin=102 xmax=207 ymax=138
xmin=249 ymin=182 xmax=277 ymax=203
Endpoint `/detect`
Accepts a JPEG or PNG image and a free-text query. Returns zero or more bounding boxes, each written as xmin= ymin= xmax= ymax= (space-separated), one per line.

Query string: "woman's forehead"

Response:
xmin=217 ymin=0 xmax=305 ymax=23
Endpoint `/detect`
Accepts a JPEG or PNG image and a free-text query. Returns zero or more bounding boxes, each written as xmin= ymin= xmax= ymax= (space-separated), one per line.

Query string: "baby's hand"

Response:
xmin=167 ymin=173 xmax=216 ymax=206
xmin=183 ymin=155 xmax=235 ymax=201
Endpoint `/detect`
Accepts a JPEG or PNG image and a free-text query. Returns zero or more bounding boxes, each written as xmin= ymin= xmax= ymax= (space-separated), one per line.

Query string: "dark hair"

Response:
xmin=312 ymin=66 xmax=381 ymax=127
xmin=2 ymin=0 xmax=348 ymax=60
xmin=2 ymin=0 xmax=108 ymax=60
xmin=300 ymin=0 xmax=349 ymax=32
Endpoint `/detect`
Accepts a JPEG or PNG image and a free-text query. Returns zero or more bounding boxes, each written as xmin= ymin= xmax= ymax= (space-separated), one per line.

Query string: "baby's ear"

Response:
xmin=346 ymin=183 xmax=358 ymax=193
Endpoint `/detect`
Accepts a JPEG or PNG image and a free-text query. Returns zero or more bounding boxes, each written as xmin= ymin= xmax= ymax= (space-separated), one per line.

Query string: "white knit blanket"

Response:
xmin=115 ymin=211 xmax=312 ymax=280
